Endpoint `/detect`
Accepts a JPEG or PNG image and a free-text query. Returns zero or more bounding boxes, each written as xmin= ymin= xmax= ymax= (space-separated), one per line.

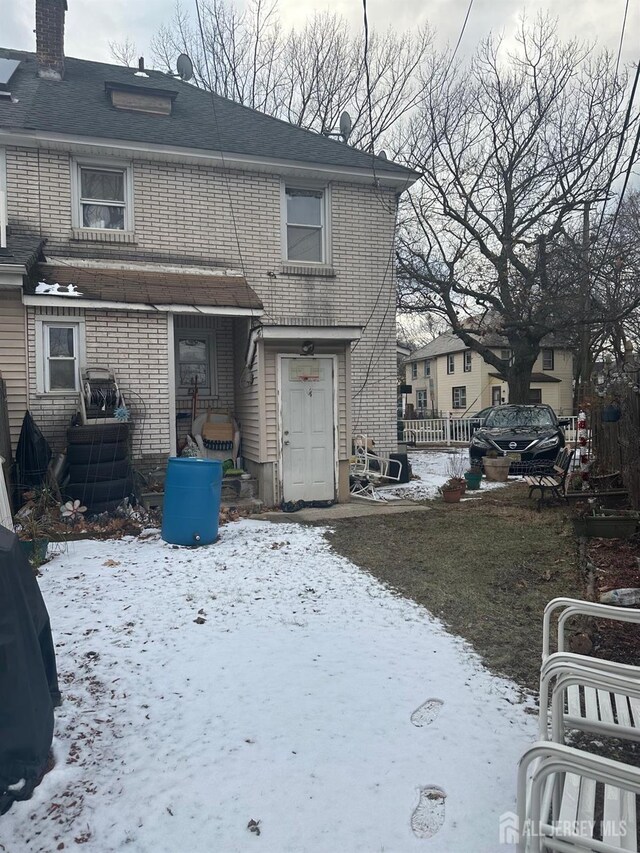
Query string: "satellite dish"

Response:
xmin=339 ymin=111 xmax=352 ymax=142
xmin=176 ymin=53 xmax=194 ymax=81
xmin=378 ymin=150 xmax=388 ymax=160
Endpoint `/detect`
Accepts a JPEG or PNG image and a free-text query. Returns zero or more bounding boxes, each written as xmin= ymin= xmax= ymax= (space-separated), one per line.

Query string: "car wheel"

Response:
xmin=66 ymin=441 xmax=128 ymax=465
xmin=68 ymin=458 xmax=130 ymax=483
xmin=67 ymin=423 xmax=130 ymax=444
xmin=65 ymin=477 xmax=134 ymax=505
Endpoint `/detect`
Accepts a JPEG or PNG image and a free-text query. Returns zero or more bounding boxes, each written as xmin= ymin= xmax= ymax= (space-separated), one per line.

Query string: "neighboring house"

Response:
xmin=404 ymin=333 xmax=575 ymax=417
xmin=0 ymin=0 xmax=418 ymax=505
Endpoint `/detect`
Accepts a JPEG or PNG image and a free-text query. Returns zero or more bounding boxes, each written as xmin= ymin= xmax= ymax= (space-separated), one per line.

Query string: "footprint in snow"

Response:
xmin=411 ymin=786 xmax=446 ymax=839
xmin=410 ymin=698 xmax=443 ymax=727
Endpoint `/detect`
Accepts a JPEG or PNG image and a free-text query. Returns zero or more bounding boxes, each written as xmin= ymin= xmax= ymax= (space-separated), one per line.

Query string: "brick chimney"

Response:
xmin=36 ymin=0 xmax=67 ymax=80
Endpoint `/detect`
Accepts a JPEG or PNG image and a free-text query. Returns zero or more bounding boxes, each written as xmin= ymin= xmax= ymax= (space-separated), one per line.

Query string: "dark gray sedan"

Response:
xmin=469 ymin=404 xmax=569 ymax=473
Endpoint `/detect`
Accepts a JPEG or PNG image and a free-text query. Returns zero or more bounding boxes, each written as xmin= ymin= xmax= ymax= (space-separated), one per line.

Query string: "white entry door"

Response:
xmin=280 ymin=357 xmax=335 ymax=502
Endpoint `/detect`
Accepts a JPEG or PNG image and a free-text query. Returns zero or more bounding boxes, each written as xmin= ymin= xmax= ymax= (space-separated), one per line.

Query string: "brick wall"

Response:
xmin=26 ymin=306 xmax=171 ymax=465
xmin=7 ymin=147 xmax=399 ymax=454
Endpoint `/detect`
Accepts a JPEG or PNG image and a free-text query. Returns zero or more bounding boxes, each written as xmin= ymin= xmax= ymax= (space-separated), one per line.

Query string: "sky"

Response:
xmin=3 ymin=0 xmax=639 ymax=70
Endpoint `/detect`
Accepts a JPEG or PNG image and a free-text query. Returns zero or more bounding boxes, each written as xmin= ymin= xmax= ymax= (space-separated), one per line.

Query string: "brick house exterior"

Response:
xmin=0 ymin=2 xmax=417 ymax=505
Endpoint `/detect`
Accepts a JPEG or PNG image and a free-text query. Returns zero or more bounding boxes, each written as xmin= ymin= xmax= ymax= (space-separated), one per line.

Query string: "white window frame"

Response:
xmin=71 ymin=157 xmax=134 ymax=232
xmin=411 ymin=362 xmax=418 ymax=379
xmin=423 ymin=360 xmax=430 ymax=377
xmin=542 ymin=348 xmax=554 ymax=371
xmin=416 ymin=389 xmax=427 ymax=411
xmin=447 ymin=353 xmax=455 ymax=374
xmin=281 ymin=181 xmax=331 ymax=265
xmin=464 ymin=351 xmax=472 ymax=372
xmin=500 ymin=348 xmax=513 ymax=364
xmin=175 ymin=330 xmax=218 ymax=398
xmin=35 ymin=318 xmax=85 ymax=395
xmin=452 ymin=386 xmax=467 ymax=409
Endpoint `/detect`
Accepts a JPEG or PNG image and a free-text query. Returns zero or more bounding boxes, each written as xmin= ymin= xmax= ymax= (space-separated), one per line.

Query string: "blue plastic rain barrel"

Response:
xmin=161 ymin=457 xmax=223 ymax=546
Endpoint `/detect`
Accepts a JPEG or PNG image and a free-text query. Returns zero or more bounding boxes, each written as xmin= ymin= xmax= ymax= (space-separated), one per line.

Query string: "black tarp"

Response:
xmin=0 ymin=525 xmax=60 ymax=816
xmin=15 ymin=411 xmax=52 ymax=489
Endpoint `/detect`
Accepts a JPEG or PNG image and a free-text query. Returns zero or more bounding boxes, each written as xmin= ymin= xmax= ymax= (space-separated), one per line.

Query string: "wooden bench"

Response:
xmin=523 ymin=447 xmax=574 ymax=510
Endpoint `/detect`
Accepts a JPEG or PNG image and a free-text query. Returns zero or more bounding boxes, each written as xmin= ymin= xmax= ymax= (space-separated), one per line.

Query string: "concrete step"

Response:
xmin=221 ymin=496 xmax=264 ymax=514
xmin=221 ymin=476 xmax=257 ymax=501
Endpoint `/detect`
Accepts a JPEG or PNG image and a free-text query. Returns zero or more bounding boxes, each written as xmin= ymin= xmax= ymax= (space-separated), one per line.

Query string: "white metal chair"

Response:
xmin=539 ymin=598 xmax=640 ymax=743
xmin=350 ymin=435 xmax=402 ymax=500
xmin=517 ymin=741 xmax=640 ymax=852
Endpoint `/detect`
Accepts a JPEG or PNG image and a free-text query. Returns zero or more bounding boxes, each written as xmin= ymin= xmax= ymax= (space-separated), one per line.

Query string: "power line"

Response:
xmin=448 ymin=0 xmax=474 ymax=71
xmin=193 ymin=0 xmax=248 ymax=279
xmin=615 ymin=0 xmax=630 ymax=78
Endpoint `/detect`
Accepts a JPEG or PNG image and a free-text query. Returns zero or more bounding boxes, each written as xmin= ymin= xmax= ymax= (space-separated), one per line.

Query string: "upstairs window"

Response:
xmin=285 ymin=186 xmax=326 ymax=263
xmin=411 ymin=362 xmax=418 ymax=379
xmin=452 ymin=386 xmax=467 ymax=408
xmin=424 ymin=360 xmax=431 ymax=377
xmin=464 ymin=351 xmax=472 ymax=372
xmin=447 ymin=354 xmax=455 ymax=374
xmin=542 ymin=348 xmax=554 ymax=371
xmin=72 ymin=160 xmax=133 ymax=231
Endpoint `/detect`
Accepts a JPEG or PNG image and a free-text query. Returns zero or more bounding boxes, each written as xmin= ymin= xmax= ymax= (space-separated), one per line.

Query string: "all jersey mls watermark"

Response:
xmin=499 ymin=811 xmax=628 ymax=845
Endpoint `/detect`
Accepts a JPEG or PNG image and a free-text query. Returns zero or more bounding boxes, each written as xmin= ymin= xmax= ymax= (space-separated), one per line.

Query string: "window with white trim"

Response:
xmin=416 ymin=389 xmax=427 ymax=413
xmin=452 ymin=386 xmax=467 ymax=409
xmin=411 ymin=362 xmax=418 ymax=379
xmin=41 ymin=322 xmax=81 ymax=393
xmin=500 ymin=348 xmax=512 ymax=364
xmin=72 ymin=160 xmax=133 ymax=231
xmin=175 ymin=333 xmax=217 ymax=397
xmin=542 ymin=348 xmax=554 ymax=371
xmin=464 ymin=351 xmax=472 ymax=372
xmin=284 ymin=186 xmax=326 ymax=263
xmin=447 ymin=353 xmax=455 ymax=374
xmin=423 ymin=360 xmax=430 ymax=377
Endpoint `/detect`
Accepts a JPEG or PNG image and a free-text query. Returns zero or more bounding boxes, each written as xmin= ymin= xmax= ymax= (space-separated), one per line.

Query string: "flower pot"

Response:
xmin=464 ymin=471 xmax=482 ymax=490
xmin=441 ymin=487 xmax=463 ymax=503
xmin=19 ymin=538 xmax=49 ymax=566
xmin=483 ymin=456 xmax=511 ymax=482
xmin=573 ymin=515 xmax=638 ymax=539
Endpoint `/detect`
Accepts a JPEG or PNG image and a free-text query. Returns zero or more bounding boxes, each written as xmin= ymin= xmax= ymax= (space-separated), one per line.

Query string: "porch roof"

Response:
xmin=26 ymin=263 xmax=263 ymax=314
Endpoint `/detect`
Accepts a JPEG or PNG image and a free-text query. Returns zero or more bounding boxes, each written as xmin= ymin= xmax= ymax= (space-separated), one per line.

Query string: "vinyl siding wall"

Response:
xmin=0 ymin=289 xmax=28 ymax=447
xmin=405 ymin=347 xmax=575 ymax=415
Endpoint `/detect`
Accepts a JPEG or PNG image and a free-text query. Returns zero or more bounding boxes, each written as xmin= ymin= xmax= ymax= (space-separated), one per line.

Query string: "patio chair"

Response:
xmin=349 ymin=435 xmax=403 ymax=501
xmin=524 ymin=448 xmax=575 ymax=510
xmin=517 ymin=741 xmax=640 ymax=852
xmin=539 ymin=598 xmax=640 ymax=744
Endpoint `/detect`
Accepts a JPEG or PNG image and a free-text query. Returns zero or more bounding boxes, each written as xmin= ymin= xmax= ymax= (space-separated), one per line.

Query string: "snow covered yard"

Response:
xmin=3 ymin=519 xmax=536 ymax=852
xmin=381 ymin=449 xmax=508 ymax=501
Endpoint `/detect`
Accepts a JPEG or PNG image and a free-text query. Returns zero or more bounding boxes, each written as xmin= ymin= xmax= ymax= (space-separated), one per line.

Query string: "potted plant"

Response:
xmin=445 ymin=450 xmax=467 ymax=493
xmin=483 ymin=450 xmax=511 ymax=482
xmin=14 ymin=485 xmax=61 ymax=569
xmin=573 ymin=507 xmax=640 ymax=539
xmin=439 ymin=478 xmax=464 ymax=503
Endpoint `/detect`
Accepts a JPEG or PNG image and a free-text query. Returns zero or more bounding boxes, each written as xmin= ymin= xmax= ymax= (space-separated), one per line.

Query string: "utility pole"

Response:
xmin=579 ymin=202 xmax=591 ymax=405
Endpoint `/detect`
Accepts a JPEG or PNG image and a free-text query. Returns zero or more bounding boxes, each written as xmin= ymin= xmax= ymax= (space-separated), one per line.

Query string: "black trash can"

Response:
xmin=390 ymin=452 xmax=411 ymax=484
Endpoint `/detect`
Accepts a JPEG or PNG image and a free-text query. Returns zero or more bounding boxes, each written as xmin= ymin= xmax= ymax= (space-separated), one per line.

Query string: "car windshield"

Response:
xmin=484 ymin=407 xmax=556 ymax=428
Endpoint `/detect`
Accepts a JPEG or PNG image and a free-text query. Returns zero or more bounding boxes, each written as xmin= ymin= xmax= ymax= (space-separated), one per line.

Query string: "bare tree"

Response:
xmin=397 ymin=17 xmax=639 ymax=404
xmin=109 ymin=38 xmax=138 ymax=67
xmin=150 ymin=0 xmax=432 ymax=147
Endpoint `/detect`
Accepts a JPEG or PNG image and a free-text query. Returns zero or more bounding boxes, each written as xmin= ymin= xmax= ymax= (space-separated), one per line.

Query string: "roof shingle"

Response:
xmin=0 ymin=49 xmax=415 ymax=181
xmin=29 ymin=264 xmax=263 ymax=311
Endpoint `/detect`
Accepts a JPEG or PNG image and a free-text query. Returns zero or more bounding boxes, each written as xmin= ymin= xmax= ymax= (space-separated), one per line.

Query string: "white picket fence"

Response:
xmin=401 ymin=415 xmax=579 ymax=446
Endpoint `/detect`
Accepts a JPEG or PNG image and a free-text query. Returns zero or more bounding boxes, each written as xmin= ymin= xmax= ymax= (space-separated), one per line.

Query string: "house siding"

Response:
xmin=0 ymin=290 xmax=28 ymax=447
xmin=405 ymin=345 xmax=575 ymax=415
xmin=5 ymin=147 xmax=399 ymax=457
